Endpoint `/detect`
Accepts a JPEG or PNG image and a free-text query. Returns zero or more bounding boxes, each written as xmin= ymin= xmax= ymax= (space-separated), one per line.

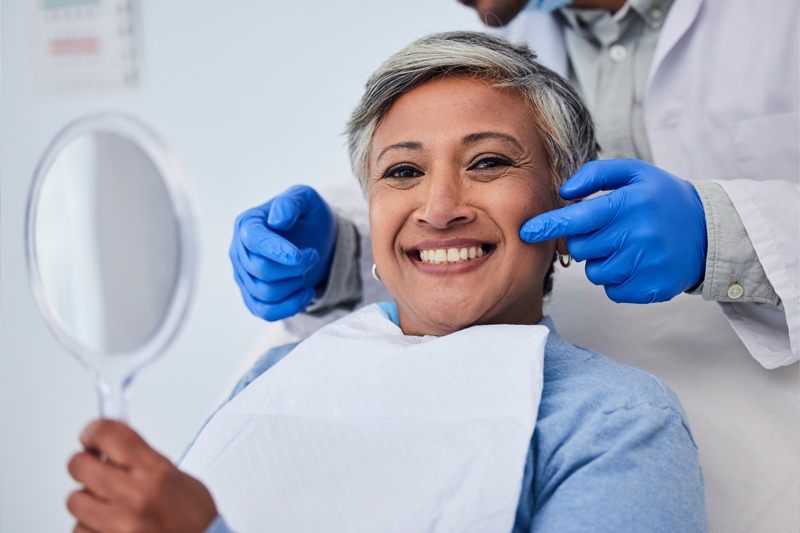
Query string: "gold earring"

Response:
xmin=558 ymin=253 xmax=572 ymax=268
xmin=372 ymin=263 xmax=382 ymax=281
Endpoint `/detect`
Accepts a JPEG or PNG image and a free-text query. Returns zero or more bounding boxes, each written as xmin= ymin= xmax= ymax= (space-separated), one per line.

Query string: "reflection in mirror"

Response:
xmin=27 ymin=114 xmax=196 ymax=420
xmin=36 ymin=132 xmax=180 ymax=354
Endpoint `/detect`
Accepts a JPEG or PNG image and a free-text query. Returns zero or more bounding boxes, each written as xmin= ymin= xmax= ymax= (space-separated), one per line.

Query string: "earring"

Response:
xmin=558 ymin=253 xmax=572 ymax=268
xmin=372 ymin=263 xmax=382 ymax=281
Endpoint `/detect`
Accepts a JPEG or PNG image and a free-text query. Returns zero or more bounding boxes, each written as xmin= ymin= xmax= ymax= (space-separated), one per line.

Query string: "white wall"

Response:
xmin=0 ymin=2 xmax=483 ymax=530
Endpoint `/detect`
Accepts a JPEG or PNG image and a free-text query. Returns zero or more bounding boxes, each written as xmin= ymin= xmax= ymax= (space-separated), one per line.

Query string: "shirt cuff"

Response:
xmin=303 ymin=210 xmax=363 ymax=317
xmin=686 ymin=180 xmax=781 ymax=307
xmin=204 ymin=515 xmax=235 ymax=533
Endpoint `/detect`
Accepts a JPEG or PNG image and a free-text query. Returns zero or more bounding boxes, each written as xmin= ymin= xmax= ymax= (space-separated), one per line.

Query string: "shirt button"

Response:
xmin=727 ymin=283 xmax=744 ymax=300
xmin=609 ymin=44 xmax=628 ymax=63
xmin=650 ymin=7 xmax=664 ymax=20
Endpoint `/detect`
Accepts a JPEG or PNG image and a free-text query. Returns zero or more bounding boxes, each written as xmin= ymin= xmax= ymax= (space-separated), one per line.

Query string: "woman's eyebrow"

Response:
xmin=376 ymin=141 xmax=423 ymax=163
xmin=462 ymin=132 xmax=524 ymax=151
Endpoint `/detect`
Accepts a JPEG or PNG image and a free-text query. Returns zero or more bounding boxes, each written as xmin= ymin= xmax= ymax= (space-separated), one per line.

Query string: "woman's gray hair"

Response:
xmin=345 ymin=31 xmax=599 ymax=200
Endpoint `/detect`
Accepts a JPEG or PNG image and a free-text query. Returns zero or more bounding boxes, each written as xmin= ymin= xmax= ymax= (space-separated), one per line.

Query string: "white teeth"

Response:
xmin=418 ymin=246 xmax=489 ymax=264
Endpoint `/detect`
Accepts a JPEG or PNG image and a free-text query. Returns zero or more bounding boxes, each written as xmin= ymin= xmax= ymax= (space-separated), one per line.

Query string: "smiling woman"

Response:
xmin=66 ymin=32 xmax=708 ymax=533
xmin=346 ymin=31 xmax=598 ymax=336
xmin=367 ymin=76 xmax=565 ymax=335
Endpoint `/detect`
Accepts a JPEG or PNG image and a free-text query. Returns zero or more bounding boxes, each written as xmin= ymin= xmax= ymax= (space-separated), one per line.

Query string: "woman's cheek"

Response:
xmin=368 ymin=197 xmax=400 ymax=273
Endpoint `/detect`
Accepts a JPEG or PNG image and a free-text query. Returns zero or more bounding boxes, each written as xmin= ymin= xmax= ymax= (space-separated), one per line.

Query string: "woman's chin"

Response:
xmin=405 ymin=300 xmax=489 ymax=336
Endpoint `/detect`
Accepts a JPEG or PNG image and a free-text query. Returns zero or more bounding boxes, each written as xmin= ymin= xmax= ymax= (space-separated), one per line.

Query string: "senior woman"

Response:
xmin=66 ymin=32 xmax=707 ymax=533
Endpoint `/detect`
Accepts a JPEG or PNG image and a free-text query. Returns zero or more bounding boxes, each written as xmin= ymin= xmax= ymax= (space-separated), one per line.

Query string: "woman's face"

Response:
xmin=368 ymin=76 xmax=560 ymax=336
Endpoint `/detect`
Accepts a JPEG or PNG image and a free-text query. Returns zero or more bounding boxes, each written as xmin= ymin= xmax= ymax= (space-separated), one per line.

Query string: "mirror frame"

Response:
xmin=25 ymin=113 xmax=198 ymax=373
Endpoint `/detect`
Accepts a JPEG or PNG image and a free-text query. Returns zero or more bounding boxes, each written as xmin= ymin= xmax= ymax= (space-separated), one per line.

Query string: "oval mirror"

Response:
xmin=26 ymin=113 xmax=197 ymax=420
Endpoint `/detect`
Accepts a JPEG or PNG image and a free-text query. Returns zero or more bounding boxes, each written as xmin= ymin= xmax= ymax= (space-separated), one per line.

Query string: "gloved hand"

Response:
xmin=230 ymin=185 xmax=337 ymax=321
xmin=520 ymin=159 xmax=707 ymax=304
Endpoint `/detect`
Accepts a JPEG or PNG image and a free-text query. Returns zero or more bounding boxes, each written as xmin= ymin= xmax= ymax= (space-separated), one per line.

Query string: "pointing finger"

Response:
xmin=239 ymin=216 xmax=302 ymax=265
xmin=267 ymin=185 xmax=319 ymax=231
xmin=520 ymin=192 xmax=622 ymax=243
xmin=559 ymin=159 xmax=647 ymax=201
xmin=237 ymin=238 xmax=319 ymax=282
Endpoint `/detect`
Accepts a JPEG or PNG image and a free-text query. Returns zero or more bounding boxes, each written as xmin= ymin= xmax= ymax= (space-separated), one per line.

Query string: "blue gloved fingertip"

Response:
xmin=558 ymin=182 xmax=583 ymax=201
xmin=281 ymin=248 xmax=302 ymax=265
xmin=520 ymin=219 xmax=544 ymax=242
xmin=267 ymin=204 xmax=291 ymax=229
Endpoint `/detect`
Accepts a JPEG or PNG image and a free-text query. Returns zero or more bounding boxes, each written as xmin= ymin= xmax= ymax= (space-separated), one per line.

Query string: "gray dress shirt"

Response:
xmin=560 ymin=0 xmax=672 ymax=163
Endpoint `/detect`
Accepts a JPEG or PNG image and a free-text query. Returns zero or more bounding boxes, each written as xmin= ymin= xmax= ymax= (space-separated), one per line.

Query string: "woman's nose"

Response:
xmin=413 ymin=171 xmax=477 ymax=229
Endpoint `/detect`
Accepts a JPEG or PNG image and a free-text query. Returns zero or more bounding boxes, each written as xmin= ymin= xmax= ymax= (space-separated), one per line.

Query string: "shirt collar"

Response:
xmin=559 ymin=0 xmax=674 ymax=45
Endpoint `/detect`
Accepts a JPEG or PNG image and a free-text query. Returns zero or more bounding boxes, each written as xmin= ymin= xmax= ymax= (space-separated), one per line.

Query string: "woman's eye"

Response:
xmin=384 ymin=165 xmax=423 ymax=179
xmin=469 ymin=156 xmax=513 ymax=170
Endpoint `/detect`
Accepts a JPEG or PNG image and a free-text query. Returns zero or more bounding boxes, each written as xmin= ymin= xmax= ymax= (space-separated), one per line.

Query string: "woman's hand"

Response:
xmin=67 ymin=419 xmax=217 ymax=533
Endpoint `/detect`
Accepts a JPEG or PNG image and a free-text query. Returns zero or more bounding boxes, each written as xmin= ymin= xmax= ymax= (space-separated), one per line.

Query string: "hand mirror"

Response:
xmin=26 ymin=113 xmax=197 ymax=420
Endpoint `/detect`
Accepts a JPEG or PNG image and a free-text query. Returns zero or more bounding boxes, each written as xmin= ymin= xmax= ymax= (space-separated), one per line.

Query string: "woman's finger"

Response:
xmin=68 ymin=451 xmax=132 ymax=502
xmin=73 ymin=522 xmax=101 ymax=533
xmin=79 ymin=420 xmax=157 ymax=469
xmin=66 ymin=489 xmax=118 ymax=533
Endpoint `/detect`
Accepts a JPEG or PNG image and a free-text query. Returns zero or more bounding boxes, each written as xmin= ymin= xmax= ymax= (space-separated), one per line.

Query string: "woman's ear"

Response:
xmin=556 ymin=237 xmax=569 ymax=257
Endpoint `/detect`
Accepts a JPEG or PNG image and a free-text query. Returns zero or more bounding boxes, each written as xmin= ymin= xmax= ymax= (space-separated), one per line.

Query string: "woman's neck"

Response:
xmin=396 ymin=300 xmax=544 ymax=337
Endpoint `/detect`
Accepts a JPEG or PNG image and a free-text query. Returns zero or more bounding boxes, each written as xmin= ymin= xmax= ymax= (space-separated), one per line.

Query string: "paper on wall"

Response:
xmin=28 ymin=0 xmax=140 ymax=93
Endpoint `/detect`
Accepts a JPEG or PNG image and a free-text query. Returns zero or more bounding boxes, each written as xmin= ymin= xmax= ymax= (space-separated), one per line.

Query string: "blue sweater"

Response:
xmin=199 ymin=305 xmax=707 ymax=532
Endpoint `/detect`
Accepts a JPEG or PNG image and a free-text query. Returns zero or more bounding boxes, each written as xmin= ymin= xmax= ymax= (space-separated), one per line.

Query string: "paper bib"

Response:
xmin=180 ymin=304 xmax=548 ymax=533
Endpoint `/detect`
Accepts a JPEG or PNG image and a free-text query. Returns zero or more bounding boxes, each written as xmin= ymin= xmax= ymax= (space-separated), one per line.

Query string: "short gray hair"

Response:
xmin=345 ymin=31 xmax=598 ymax=200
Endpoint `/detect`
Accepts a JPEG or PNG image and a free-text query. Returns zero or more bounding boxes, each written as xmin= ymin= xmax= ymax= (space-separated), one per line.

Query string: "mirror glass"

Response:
xmin=27 ymin=114 xmax=196 ymax=419
xmin=35 ymin=132 xmax=180 ymax=353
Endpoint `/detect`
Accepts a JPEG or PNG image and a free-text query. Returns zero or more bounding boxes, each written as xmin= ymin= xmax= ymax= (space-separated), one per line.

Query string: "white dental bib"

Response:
xmin=180 ymin=304 xmax=548 ymax=533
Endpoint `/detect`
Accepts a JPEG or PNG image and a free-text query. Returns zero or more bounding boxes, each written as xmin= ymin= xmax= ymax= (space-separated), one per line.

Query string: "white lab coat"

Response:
xmin=498 ymin=0 xmax=800 ymax=369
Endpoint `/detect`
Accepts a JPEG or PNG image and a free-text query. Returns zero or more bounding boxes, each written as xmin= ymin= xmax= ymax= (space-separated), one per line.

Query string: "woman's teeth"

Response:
xmin=418 ymin=246 xmax=486 ymax=264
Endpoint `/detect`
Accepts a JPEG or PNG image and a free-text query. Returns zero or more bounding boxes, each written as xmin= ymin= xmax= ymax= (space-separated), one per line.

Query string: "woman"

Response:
xmin=66 ymin=32 xmax=707 ymax=533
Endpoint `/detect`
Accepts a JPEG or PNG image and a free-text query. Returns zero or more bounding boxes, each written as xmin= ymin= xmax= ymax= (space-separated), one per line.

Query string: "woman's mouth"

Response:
xmin=412 ymin=244 xmax=493 ymax=265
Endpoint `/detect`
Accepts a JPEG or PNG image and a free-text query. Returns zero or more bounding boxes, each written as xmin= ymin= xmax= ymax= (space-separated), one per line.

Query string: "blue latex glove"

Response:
xmin=520 ymin=159 xmax=707 ymax=304
xmin=230 ymin=185 xmax=337 ymax=321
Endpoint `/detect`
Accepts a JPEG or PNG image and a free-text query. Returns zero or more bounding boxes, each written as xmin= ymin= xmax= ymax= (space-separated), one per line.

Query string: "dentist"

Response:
xmin=230 ymin=0 xmax=799 ymax=369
